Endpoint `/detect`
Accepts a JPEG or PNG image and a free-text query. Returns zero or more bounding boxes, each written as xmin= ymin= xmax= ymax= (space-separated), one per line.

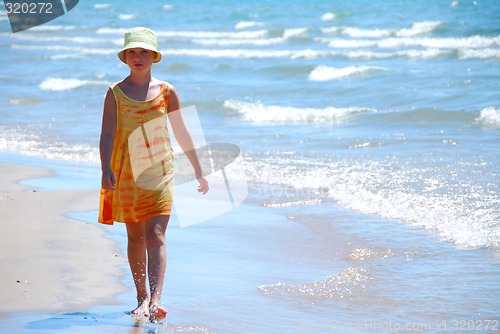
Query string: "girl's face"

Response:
xmin=125 ymin=48 xmax=157 ymax=72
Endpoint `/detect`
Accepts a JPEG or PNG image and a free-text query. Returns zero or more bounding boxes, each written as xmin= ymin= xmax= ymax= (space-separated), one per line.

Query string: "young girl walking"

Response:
xmin=98 ymin=27 xmax=209 ymax=322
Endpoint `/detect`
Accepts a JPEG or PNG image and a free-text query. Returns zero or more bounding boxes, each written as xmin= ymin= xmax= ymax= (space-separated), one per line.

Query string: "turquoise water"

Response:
xmin=0 ymin=0 xmax=499 ymax=333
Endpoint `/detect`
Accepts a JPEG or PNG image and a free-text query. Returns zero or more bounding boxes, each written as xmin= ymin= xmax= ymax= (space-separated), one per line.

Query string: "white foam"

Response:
xmin=283 ymin=28 xmax=308 ymax=39
xmin=322 ymin=21 xmax=444 ymax=38
xmin=10 ymin=43 xmax=455 ymax=60
xmin=0 ymin=128 xmax=100 ymax=164
xmin=343 ymin=27 xmax=392 ymax=38
xmin=94 ymin=4 xmax=111 ymax=9
xmin=395 ymin=48 xmax=449 ymax=59
xmin=235 ymin=21 xmax=265 ymax=30
xmin=321 ymin=13 xmax=336 ymax=21
xmin=11 ymin=33 xmax=109 ymax=44
xmin=308 ymin=65 xmax=387 ymax=81
xmin=475 ymin=107 xmax=500 ymax=128
xmin=320 ymin=27 xmax=342 ymax=35
xmin=192 ymin=37 xmax=284 ymax=46
xmin=259 ymin=268 xmax=369 ymax=300
xmin=97 ymin=27 xmax=269 ymax=39
xmin=344 ymin=50 xmax=392 ymax=59
xmin=29 ymin=25 xmax=77 ymax=31
xmin=379 ymin=35 xmax=500 ymax=49
xmin=192 ymin=28 xmax=307 ymax=46
xmin=243 ymin=155 xmax=499 ymax=249
xmin=164 ymin=48 xmax=332 ymax=59
xmin=39 ymin=77 xmax=108 ymax=91
xmin=11 ymin=44 xmax=116 ymax=56
xmin=323 ymin=34 xmax=499 ymax=59
xmin=11 ymin=35 xmax=495 ymax=61
xmin=159 ymin=29 xmax=270 ymax=39
xmin=325 ymin=38 xmax=378 ymax=48
xmin=459 ymin=48 xmax=500 ymax=59
xmin=395 ymin=21 xmax=444 ymax=37
xmin=118 ymin=14 xmax=135 ymax=20
xmin=96 ymin=27 xmax=128 ymax=34
xmin=223 ymin=100 xmax=374 ymax=124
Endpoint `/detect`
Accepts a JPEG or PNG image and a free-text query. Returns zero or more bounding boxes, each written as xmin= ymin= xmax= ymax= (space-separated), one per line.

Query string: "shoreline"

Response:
xmin=0 ymin=162 xmax=128 ymax=315
xmin=0 ymin=156 xmax=498 ymax=333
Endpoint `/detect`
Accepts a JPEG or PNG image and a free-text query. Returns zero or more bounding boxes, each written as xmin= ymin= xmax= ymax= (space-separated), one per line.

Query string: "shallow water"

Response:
xmin=1 ymin=0 xmax=499 ymax=332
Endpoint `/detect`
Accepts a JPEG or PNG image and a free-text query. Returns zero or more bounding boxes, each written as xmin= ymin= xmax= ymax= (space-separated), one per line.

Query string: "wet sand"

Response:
xmin=0 ymin=163 xmax=128 ymax=315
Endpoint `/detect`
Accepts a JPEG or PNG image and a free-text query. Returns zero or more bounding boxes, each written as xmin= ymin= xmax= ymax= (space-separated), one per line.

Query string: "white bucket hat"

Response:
xmin=117 ymin=27 xmax=162 ymax=63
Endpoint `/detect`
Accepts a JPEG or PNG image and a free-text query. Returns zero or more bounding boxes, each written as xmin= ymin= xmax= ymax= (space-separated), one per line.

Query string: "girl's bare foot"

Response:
xmin=131 ymin=298 xmax=150 ymax=318
xmin=149 ymin=303 xmax=167 ymax=323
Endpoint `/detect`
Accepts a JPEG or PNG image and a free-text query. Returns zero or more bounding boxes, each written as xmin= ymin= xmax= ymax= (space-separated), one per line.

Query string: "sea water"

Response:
xmin=0 ymin=0 xmax=499 ymax=333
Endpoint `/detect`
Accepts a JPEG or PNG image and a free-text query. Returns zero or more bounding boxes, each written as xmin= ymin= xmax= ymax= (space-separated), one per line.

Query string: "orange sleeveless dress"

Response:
xmin=98 ymin=82 xmax=174 ymax=225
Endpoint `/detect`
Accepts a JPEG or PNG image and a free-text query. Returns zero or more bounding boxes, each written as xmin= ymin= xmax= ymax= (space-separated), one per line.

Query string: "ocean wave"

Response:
xmin=242 ymin=154 xmax=499 ymax=249
xmin=376 ymin=35 xmax=500 ymax=50
xmin=28 ymin=25 xmax=77 ymax=31
xmin=191 ymin=28 xmax=308 ymax=46
xmin=323 ymin=35 xmax=499 ymax=54
xmin=118 ymin=14 xmax=135 ymax=20
xmin=164 ymin=48 xmax=332 ymax=59
xmin=340 ymin=27 xmax=392 ymax=38
xmin=321 ymin=21 xmax=444 ymax=38
xmin=321 ymin=13 xmax=336 ymax=21
xmin=184 ymin=28 xmax=307 ymax=47
xmin=9 ymin=32 xmax=497 ymax=61
xmin=11 ymin=44 xmax=460 ymax=60
xmin=343 ymin=49 xmax=450 ymax=59
xmin=224 ymin=100 xmax=374 ymax=124
xmin=283 ymin=28 xmax=309 ymax=39
xmin=94 ymin=4 xmax=111 ymax=9
xmin=258 ymin=268 xmax=370 ymax=300
xmin=97 ymin=27 xmax=269 ymax=39
xmin=0 ymin=127 xmax=99 ymax=164
xmin=235 ymin=21 xmax=265 ymax=30
xmin=167 ymin=48 xmax=453 ymax=60
xmin=192 ymin=37 xmax=285 ymax=47
xmin=459 ymin=48 xmax=500 ymax=59
xmin=322 ymin=38 xmax=377 ymax=48
xmin=395 ymin=21 xmax=444 ymax=37
xmin=39 ymin=77 xmax=108 ymax=91
xmin=11 ymin=44 xmax=116 ymax=56
xmin=308 ymin=65 xmax=387 ymax=81
xmin=475 ymin=107 xmax=500 ymax=128
xmin=10 ymin=33 xmax=110 ymax=44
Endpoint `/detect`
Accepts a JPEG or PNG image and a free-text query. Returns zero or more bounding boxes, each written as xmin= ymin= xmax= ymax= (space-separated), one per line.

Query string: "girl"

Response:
xmin=98 ymin=27 xmax=208 ymax=322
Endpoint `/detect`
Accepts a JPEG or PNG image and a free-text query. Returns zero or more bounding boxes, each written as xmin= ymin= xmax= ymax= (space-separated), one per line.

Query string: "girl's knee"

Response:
xmin=144 ymin=216 xmax=168 ymax=248
xmin=146 ymin=230 xmax=166 ymax=248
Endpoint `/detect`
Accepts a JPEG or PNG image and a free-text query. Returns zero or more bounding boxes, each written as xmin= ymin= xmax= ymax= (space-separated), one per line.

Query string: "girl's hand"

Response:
xmin=102 ymin=170 xmax=116 ymax=190
xmin=197 ymin=177 xmax=209 ymax=195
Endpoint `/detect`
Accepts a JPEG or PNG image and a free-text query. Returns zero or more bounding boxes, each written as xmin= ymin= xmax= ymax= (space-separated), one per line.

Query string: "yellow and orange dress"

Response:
xmin=99 ymin=82 xmax=174 ymax=225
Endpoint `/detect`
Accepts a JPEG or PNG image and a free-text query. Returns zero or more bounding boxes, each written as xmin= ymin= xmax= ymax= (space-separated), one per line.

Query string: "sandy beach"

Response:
xmin=0 ymin=163 xmax=128 ymax=315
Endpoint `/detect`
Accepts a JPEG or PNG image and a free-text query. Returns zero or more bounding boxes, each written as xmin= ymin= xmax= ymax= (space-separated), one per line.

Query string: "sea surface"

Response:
xmin=0 ymin=0 xmax=499 ymax=333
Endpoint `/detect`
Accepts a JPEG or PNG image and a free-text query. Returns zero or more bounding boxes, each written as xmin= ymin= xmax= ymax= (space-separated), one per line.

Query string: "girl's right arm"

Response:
xmin=99 ymin=88 xmax=117 ymax=190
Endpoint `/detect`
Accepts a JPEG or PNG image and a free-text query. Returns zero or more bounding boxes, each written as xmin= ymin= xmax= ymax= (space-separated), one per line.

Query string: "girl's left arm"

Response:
xmin=167 ymin=84 xmax=209 ymax=194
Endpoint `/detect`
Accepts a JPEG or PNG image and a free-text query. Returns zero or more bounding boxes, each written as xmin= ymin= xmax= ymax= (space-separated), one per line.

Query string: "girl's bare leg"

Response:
xmin=126 ymin=222 xmax=149 ymax=317
xmin=144 ymin=215 xmax=169 ymax=321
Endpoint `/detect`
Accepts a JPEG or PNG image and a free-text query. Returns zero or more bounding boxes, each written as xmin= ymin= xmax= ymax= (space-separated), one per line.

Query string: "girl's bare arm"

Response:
xmin=99 ymin=88 xmax=117 ymax=190
xmin=167 ymin=85 xmax=209 ymax=194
